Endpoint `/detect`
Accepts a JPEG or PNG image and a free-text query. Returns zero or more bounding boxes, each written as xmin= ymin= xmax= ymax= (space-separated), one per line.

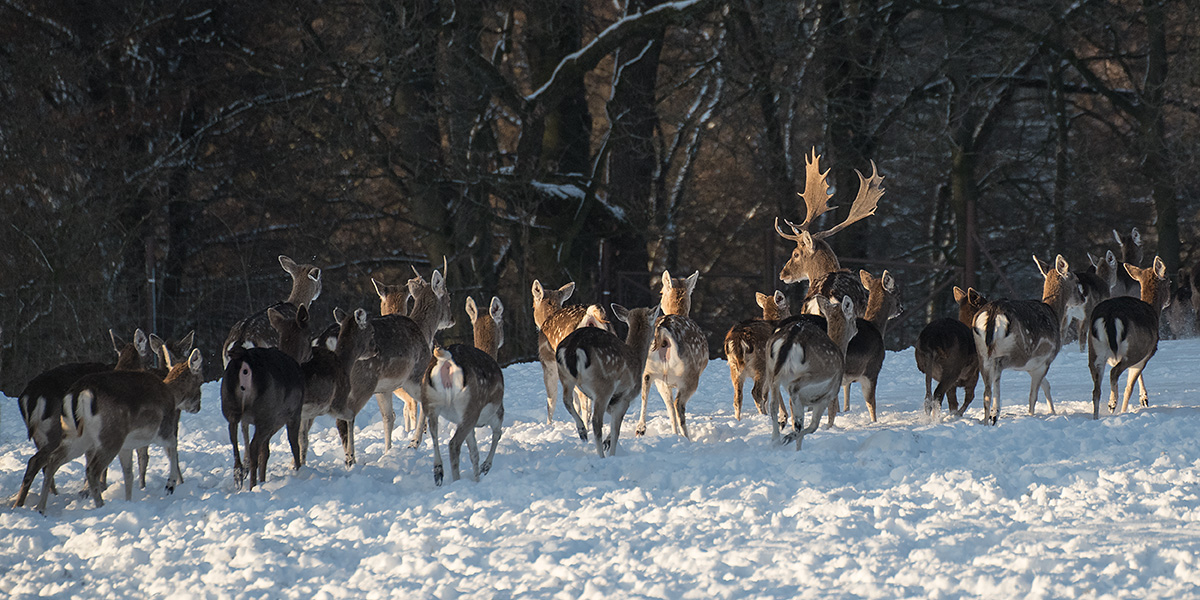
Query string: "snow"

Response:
xmin=6 ymin=339 xmax=1200 ymax=598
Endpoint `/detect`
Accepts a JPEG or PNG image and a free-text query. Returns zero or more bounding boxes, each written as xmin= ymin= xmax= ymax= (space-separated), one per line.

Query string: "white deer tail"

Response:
xmin=61 ymin=389 xmax=95 ymax=438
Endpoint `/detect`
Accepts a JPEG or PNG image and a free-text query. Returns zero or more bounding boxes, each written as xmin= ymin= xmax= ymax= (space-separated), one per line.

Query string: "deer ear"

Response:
xmin=1124 ymin=263 xmax=1142 ymax=280
xmin=431 ymin=270 xmax=446 ymax=295
xmin=1132 ymin=227 xmax=1142 ymax=246
xmin=755 ymin=292 xmax=769 ymax=308
xmin=309 ymin=267 xmax=321 ymax=282
xmin=532 ymin=280 xmax=544 ymax=303
xmin=840 ymin=296 xmax=855 ymax=319
xmin=611 ymin=303 xmax=630 ymax=323
xmin=465 ymin=297 xmax=479 ymax=322
xmin=1088 ymin=253 xmax=1100 ymax=267
xmin=953 ymin=286 xmax=967 ymax=303
xmin=1033 ymin=255 xmax=1050 ymax=277
xmin=490 ymin=297 xmax=504 ymax=321
xmin=859 ymin=270 xmax=874 ymax=289
xmin=662 ymin=271 xmax=673 ymax=290
xmin=773 ymin=290 xmax=787 ymax=307
xmin=179 ymin=331 xmax=195 ymax=353
xmin=798 ymin=230 xmax=815 ymax=253
xmin=150 ymin=334 xmax=165 ymax=356
xmin=188 ymin=348 xmax=203 ymax=374
xmin=134 ymin=329 xmax=149 ymax=355
xmin=1055 ymin=255 xmax=1069 ymax=275
xmin=333 ymin=307 xmax=348 ymax=325
xmin=882 ymin=271 xmax=896 ymax=292
xmin=686 ymin=271 xmax=699 ymax=294
xmin=1113 ymin=229 xmax=1123 ymax=245
xmin=279 ymin=255 xmax=297 ymax=273
xmin=355 ymin=308 xmax=369 ymax=328
xmin=968 ymin=288 xmax=984 ymax=305
xmin=1106 ymin=250 xmax=1117 ymax=266
xmin=1154 ymin=256 xmax=1167 ymax=278
xmin=109 ymin=329 xmax=123 ymax=353
xmin=296 ymin=305 xmax=309 ymax=326
xmin=559 ymin=282 xmax=575 ymax=302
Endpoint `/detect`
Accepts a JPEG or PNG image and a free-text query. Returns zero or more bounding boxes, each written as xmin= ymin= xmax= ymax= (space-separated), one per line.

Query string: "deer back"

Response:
xmin=803 ymin=271 xmax=869 ymax=317
xmin=407 ymin=269 xmax=455 ymax=344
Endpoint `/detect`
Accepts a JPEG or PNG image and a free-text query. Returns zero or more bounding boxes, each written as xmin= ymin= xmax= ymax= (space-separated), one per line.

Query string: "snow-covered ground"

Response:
xmin=5 ymin=339 xmax=1200 ymax=599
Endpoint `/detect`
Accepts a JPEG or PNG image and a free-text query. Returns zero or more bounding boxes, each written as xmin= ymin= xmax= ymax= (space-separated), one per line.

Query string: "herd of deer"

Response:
xmin=6 ymin=150 xmax=1187 ymax=514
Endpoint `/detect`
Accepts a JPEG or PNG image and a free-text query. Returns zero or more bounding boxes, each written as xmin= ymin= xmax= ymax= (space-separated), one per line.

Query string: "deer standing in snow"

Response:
xmin=972 ymin=255 xmax=1085 ymax=425
xmin=15 ymin=347 xmax=203 ymax=513
xmin=724 ymin=291 xmax=790 ymax=420
xmin=766 ymin=296 xmax=857 ymax=450
xmin=636 ymin=271 xmax=709 ymax=440
xmin=531 ymin=280 xmax=611 ymax=424
xmin=831 ymin=270 xmax=902 ymax=423
xmin=917 ymin=287 xmax=988 ymax=416
xmin=1088 ymin=256 xmax=1171 ymax=418
xmin=775 ymin=150 xmax=886 ymax=316
xmin=556 ymin=304 xmax=659 ymax=456
xmin=466 ymin=296 xmax=504 ymax=360
xmin=420 ymin=339 xmax=505 ymax=485
xmin=222 ymin=255 xmax=322 ymax=367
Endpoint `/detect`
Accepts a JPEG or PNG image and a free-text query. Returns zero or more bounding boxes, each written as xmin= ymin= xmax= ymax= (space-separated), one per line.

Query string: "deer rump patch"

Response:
xmin=426 ymin=355 xmax=474 ymax=424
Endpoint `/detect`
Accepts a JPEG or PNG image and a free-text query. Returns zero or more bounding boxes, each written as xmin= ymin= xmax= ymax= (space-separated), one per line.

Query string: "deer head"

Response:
xmin=659 ymin=270 xmax=699 ymax=317
xmin=1113 ymin=227 xmax=1144 ymax=266
xmin=531 ymin=280 xmax=575 ymax=330
xmin=953 ymin=286 xmax=989 ymax=326
xmin=466 ymin=296 xmax=505 ymax=359
xmin=1034 ymin=254 xmax=1086 ymax=324
xmin=279 ymin=255 xmax=322 ymax=308
xmin=755 ymin=291 xmax=791 ymax=321
xmin=1126 ymin=256 xmax=1171 ymax=314
xmin=373 ymin=278 xmax=410 ymax=316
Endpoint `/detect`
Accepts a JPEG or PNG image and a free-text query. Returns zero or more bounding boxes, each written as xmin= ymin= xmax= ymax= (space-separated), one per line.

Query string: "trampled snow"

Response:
xmin=5 ymin=339 xmax=1200 ymax=599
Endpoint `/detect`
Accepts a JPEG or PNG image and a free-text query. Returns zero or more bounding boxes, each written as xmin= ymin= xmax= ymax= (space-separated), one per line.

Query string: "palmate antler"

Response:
xmin=777 ymin=149 xmax=885 ymax=242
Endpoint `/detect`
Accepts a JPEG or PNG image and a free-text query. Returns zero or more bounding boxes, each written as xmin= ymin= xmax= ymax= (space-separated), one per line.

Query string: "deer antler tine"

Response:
xmin=774 ymin=217 xmax=803 ymax=242
xmin=814 ymin=159 xmax=885 ymax=241
xmin=797 ymin=150 xmax=833 ymax=231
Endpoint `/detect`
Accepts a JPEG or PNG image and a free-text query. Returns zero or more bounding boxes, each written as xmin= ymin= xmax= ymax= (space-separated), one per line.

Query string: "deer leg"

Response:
xmin=842 ymin=383 xmax=851 ymax=412
xmin=375 ymin=392 xmax=396 ymax=452
xmin=241 ymin=422 xmax=251 ymax=458
xmin=730 ymin=363 xmax=745 ymax=421
xmin=165 ymin=441 xmax=183 ymax=495
xmin=428 ymin=412 xmax=444 ymax=486
xmin=246 ymin=429 xmax=261 ymax=490
xmin=768 ymin=378 xmax=783 ymax=445
xmin=337 ymin=419 xmax=356 ymax=466
xmin=559 ymin=380 xmax=588 ymax=442
xmin=607 ymin=395 xmax=630 ymax=458
xmin=541 ymin=354 xmax=559 ymax=424
xmin=287 ymin=413 xmax=302 ymax=470
xmin=574 ymin=389 xmax=592 ymax=431
xmin=934 ymin=379 xmax=954 ymax=416
xmin=923 ymin=372 xmax=937 ymax=416
xmin=299 ymin=417 xmax=314 ymax=467
xmin=16 ymin=444 xmax=58 ymax=509
xmin=799 ymin=398 xmax=831 ymax=451
xmin=1122 ymin=360 xmax=1149 ymax=412
xmin=228 ymin=421 xmax=246 ymax=489
xmin=635 ymin=374 xmax=652 ymax=437
xmin=592 ymin=393 xmax=608 ymax=457
xmin=1107 ymin=361 xmax=1126 ymax=413
xmin=750 ymin=371 xmax=769 ymax=417
xmin=863 ymin=378 xmax=878 ymax=422
xmin=675 ymin=384 xmax=694 ymax=441
xmin=465 ymin=429 xmax=481 ymax=482
xmin=85 ymin=449 xmax=115 ymax=508
xmin=1035 ymin=367 xmax=1055 ymax=415
xmin=118 ymin=449 xmax=135 ymax=501
xmin=1078 ymin=318 xmax=1088 ymax=353
xmin=136 ymin=447 xmax=149 ymax=489
xmin=1134 ymin=362 xmax=1151 ymax=408
xmin=1089 ymin=356 xmax=1105 ymax=420
xmin=481 ymin=422 xmax=502 ymax=476
xmin=406 ymin=383 xmax=427 ymax=450
xmin=655 ymin=380 xmax=676 ymax=435
xmin=985 ymin=369 xmax=1001 ymax=425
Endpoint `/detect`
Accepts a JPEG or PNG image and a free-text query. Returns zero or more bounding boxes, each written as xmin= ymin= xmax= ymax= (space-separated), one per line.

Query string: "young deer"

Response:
xmin=917 ymin=286 xmax=989 ymax=416
xmin=637 ymin=271 xmax=709 ymax=439
xmin=556 ymin=305 xmax=660 ymax=456
xmin=832 ymin=270 xmax=903 ymax=423
xmin=775 ymin=150 xmax=886 ymax=316
xmin=15 ymin=348 xmax=203 ymax=514
xmin=765 ymin=296 xmax=857 ymax=450
xmin=973 ymin=255 xmax=1085 ymax=425
xmin=724 ymin=291 xmax=791 ymax=420
xmin=420 ymin=344 xmax=505 ymax=486
xmin=532 ymin=280 xmax=611 ymax=424
xmin=222 ymin=255 xmax=322 ymax=367
xmin=466 ymin=296 xmax=505 ymax=359
xmin=1088 ymin=256 xmax=1171 ymax=418
xmin=273 ymin=306 xmax=376 ymax=467
xmin=1162 ymin=269 xmax=1195 ymax=339
xmin=15 ymin=328 xmax=151 ymax=499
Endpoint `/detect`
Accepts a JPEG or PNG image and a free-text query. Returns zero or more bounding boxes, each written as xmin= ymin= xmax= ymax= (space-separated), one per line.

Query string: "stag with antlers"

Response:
xmin=775 ymin=150 xmax=886 ymax=316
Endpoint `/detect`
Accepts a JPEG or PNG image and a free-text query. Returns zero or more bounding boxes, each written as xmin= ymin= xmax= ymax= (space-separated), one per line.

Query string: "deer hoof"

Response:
xmin=1141 ymin=397 xmax=1150 ymax=407
xmin=634 ymin=426 xmax=646 ymax=437
xmin=602 ymin=437 xmax=612 ymax=452
xmin=480 ymin=462 xmax=491 ymax=476
xmin=434 ymin=465 xmax=444 ymax=487
xmin=577 ymin=427 xmax=588 ymax=442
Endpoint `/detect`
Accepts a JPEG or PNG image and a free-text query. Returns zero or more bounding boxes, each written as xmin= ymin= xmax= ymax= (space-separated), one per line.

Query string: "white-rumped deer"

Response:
xmin=421 ymin=344 xmax=505 ymax=486
xmin=637 ymin=271 xmax=709 ymax=440
xmin=832 ymin=270 xmax=902 ymax=423
xmin=1088 ymin=256 xmax=1171 ymax=418
xmin=917 ymin=286 xmax=988 ymax=417
xmin=766 ymin=296 xmax=857 ymax=450
xmin=973 ymin=255 xmax=1085 ymax=425
xmin=222 ymin=255 xmax=322 ymax=367
xmin=532 ymin=280 xmax=611 ymax=424
xmin=775 ymin=150 xmax=885 ymax=316
xmin=15 ymin=347 xmax=203 ymax=514
xmin=724 ymin=291 xmax=790 ymax=420
xmin=557 ymin=304 xmax=659 ymax=456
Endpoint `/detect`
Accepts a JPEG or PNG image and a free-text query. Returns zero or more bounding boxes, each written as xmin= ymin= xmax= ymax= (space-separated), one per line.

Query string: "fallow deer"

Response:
xmin=1088 ymin=256 xmax=1171 ymax=418
xmin=15 ymin=328 xmax=151 ymax=499
xmin=222 ymin=255 xmax=322 ymax=367
xmin=1110 ymin=227 xmax=1144 ymax=297
xmin=1162 ymin=269 xmax=1195 ymax=339
xmin=15 ymin=347 xmax=203 ymax=514
xmin=660 ymin=270 xmax=699 ymax=316
xmin=636 ymin=271 xmax=709 ymax=439
xmin=1069 ymin=261 xmax=1110 ymax=352
xmin=832 ymin=270 xmax=903 ymax=423
xmin=556 ymin=305 xmax=659 ymax=456
xmin=775 ymin=150 xmax=886 ymax=317
xmin=373 ymin=277 xmax=411 ymax=317
xmin=917 ymin=286 xmax=988 ymax=416
xmin=466 ymin=296 xmax=505 ymax=359
xmin=724 ymin=291 xmax=790 ymax=420
xmin=765 ymin=296 xmax=857 ymax=450
xmin=131 ymin=330 xmax=196 ymax=491
xmin=420 ymin=344 xmax=505 ymax=485
xmin=531 ymin=280 xmax=611 ymax=424
xmin=272 ymin=306 xmax=376 ymax=467
xmin=973 ymin=255 xmax=1085 ymax=425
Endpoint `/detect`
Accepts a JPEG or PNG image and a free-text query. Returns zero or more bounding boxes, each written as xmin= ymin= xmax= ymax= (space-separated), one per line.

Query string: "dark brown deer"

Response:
xmin=1162 ymin=268 xmax=1195 ymax=339
xmin=1069 ymin=261 xmax=1110 ymax=352
xmin=765 ymin=296 xmax=857 ymax=450
xmin=775 ymin=150 xmax=886 ymax=316
xmin=916 ymin=286 xmax=989 ymax=416
xmin=636 ymin=271 xmax=709 ymax=440
xmin=973 ymin=255 xmax=1085 ymax=425
xmin=1110 ymin=228 xmax=1144 ymax=297
xmin=724 ymin=291 xmax=790 ymax=420
xmin=557 ymin=305 xmax=660 ymax=456
xmin=420 ymin=344 xmax=505 ymax=485
xmin=222 ymin=255 xmax=322 ymax=367
xmin=831 ymin=270 xmax=903 ymax=423
xmin=15 ymin=348 xmax=203 ymax=514
xmin=1088 ymin=256 xmax=1171 ymax=418
xmin=531 ymin=280 xmax=611 ymax=424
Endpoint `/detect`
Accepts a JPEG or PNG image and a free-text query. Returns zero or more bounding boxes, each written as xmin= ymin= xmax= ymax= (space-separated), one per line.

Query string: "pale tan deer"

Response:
xmin=724 ymin=291 xmax=790 ymax=420
xmin=1088 ymin=256 xmax=1171 ymax=418
xmin=775 ymin=150 xmax=886 ymax=316
xmin=636 ymin=271 xmax=709 ymax=440
xmin=973 ymin=255 xmax=1085 ymax=425
xmin=420 ymin=344 xmax=504 ymax=485
xmin=660 ymin=270 xmax=699 ymax=316
xmin=223 ymin=255 xmax=322 ymax=367
xmin=832 ymin=270 xmax=903 ymax=423
xmin=765 ymin=296 xmax=857 ymax=450
xmin=556 ymin=305 xmax=660 ymax=456
xmin=15 ymin=347 xmax=203 ymax=514
xmin=466 ymin=296 xmax=505 ymax=359
xmin=531 ymin=280 xmax=611 ymax=424
xmin=916 ymin=286 xmax=988 ymax=417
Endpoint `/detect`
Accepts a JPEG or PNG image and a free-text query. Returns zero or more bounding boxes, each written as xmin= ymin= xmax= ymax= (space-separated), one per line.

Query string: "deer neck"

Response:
xmin=408 ymin=295 xmax=446 ymax=342
xmin=1140 ymin=279 xmax=1167 ymax=315
xmin=625 ymin=309 xmax=656 ymax=364
xmin=826 ymin=314 xmax=854 ymax=355
xmin=1041 ymin=277 xmax=1071 ymax=319
xmin=473 ymin=320 xmax=501 ymax=360
xmin=286 ymin=277 xmax=320 ymax=308
xmin=863 ymin=290 xmax=892 ymax=335
xmin=661 ymin=293 xmax=690 ymax=317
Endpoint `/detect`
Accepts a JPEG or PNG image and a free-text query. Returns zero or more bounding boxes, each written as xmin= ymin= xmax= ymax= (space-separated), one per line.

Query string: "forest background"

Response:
xmin=1 ymin=0 xmax=1198 ymax=394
